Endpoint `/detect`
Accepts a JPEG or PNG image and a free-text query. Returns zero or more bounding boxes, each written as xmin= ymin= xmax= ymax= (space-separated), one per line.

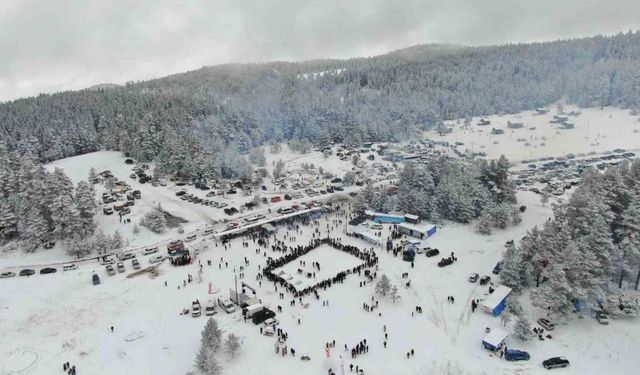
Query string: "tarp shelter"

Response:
xmin=352 ymin=226 xmax=380 ymax=245
xmin=404 ymin=214 xmax=420 ymax=224
xmin=481 ymin=285 xmax=512 ymax=316
xmin=364 ymin=210 xmax=405 ymax=224
xmin=482 ymin=328 xmax=507 ymax=351
xmin=398 ymin=223 xmax=437 ymax=240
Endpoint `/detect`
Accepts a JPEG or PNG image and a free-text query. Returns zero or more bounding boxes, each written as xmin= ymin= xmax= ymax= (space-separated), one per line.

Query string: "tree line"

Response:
xmin=0 ymin=32 xmax=639 ymax=182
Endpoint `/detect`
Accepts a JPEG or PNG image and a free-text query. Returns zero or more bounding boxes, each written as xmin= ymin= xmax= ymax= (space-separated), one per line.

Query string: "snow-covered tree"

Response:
xmin=194 ymin=345 xmax=221 ymax=375
xmin=202 ymin=318 xmax=223 ymax=353
xmin=140 ymin=208 xmax=166 ymax=233
xmin=225 ymin=333 xmax=241 ymax=358
xmin=342 ymin=172 xmax=356 ymax=186
xmin=273 ymin=159 xmax=285 ymax=179
xmin=512 ymin=316 xmax=533 ymax=341
xmin=375 ymin=274 xmax=391 ymax=296
xmin=75 ymin=181 xmax=96 ymax=238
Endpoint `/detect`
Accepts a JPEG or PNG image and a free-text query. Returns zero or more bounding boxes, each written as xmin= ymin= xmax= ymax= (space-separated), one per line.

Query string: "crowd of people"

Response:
xmin=262 ymin=237 xmax=378 ymax=297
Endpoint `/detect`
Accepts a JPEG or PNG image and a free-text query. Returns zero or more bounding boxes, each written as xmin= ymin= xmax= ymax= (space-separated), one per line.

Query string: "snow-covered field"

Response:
xmin=3 ymin=107 xmax=640 ymax=374
xmin=432 ymin=106 xmax=640 ymax=161
xmin=3 ymin=190 xmax=640 ymax=374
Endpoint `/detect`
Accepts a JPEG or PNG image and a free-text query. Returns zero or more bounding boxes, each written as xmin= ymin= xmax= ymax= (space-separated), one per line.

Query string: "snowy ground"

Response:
xmin=432 ymin=105 xmax=640 ymax=161
xmin=3 ymin=190 xmax=640 ymax=374
xmin=3 ymin=108 xmax=640 ymax=374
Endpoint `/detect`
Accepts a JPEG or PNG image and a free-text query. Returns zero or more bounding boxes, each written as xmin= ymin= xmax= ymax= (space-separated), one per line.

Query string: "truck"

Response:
xmin=242 ymin=303 xmax=264 ymax=318
xmin=167 ymin=240 xmax=185 ymax=255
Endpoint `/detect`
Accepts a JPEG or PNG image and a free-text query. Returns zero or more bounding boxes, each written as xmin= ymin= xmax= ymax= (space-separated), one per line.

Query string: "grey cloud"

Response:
xmin=0 ymin=0 xmax=638 ymax=101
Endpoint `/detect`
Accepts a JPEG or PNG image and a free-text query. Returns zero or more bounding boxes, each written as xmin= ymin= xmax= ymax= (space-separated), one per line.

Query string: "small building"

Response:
xmin=481 ymin=285 xmax=512 ymax=316
xmin=364 ymin=210 xmax=405 ymax=224
xmin=398 ymin=222 xmax=437 ymax=240
xmin=478 ymin=119 xmax=491 ymax=126
xmin=404 ymin=214 xmax=420 ymax=224
xmin=491 ymin=128 xmax=505 ymax=135
xmin=507 ymin=121 xmax=524 ymax=129
xmin=482 ymin=328 xmax=508 ymax=351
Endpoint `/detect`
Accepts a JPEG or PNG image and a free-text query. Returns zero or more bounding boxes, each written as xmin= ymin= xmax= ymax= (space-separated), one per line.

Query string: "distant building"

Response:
xmin=397 ymin=222 xmax=437 ymax=240
xmin=365 ymin=210 xmax=405 ymax=224
xmin=491 ymin=128 xmax=505 ymax=135
xmin=507 ymin=121 xmax=524 ymax=129
xmin=478 ymin=119 xmax=491 ymax=126
xmin=481 ymin=285 xmax=512 ymax=316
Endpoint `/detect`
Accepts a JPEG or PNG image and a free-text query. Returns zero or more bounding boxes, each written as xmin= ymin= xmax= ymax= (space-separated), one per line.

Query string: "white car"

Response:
xmin=106 ymin=265 xmax=116 ymax=276
xmin=149 ymin=255 xmax=165 ymax=264
xmin=99 ymin=255 xmax=115 ymax=265
xmin=132 ymin=259 xmax=141 ymax=270
xmin=370 ymin=224 xmax=383 ymax=230
xmin=263 ymin=318 xmax=279 ymax=327
xmin=143 ymin=247 xmax=159 ymax=255
xmin=203 ymin=228 xmax=215 ymax=235
xmin=0 ymin=271 xmax=16 ymax=278
xmin=217 ymin=298 xmax=236 ymax=313
xmin=185 ymin=234 xmax=197 ymax=242
xmin=62 ymin=264 xmax=78 ymax=272
xmin=192 ymin=301 xmax=202 ymax=317
xmin=205 ymin=299 xmax=217 ymax=316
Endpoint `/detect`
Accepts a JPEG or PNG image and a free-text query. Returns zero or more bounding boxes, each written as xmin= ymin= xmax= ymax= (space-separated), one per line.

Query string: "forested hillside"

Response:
xmin=1 ymin=32 xmax=639 ymax=179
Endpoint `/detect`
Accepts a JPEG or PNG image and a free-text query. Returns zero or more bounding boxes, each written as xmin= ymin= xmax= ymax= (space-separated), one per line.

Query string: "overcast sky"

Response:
xmin=0 ymin=0 xmax=638 ymax=102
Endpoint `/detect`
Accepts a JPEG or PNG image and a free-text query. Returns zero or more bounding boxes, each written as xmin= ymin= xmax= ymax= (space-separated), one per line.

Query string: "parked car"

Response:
xmin=19 ymin=269 xmax=35 ymax=277
xmin=103 ymin=207 xmax=113 ymax=215
xmin=149 ymin=255 xmax=164 ymax=264
xmin=263 ymin=318 xmax=279 ymax=327
xmin=106 ymin=265 xmax=116 ymax=276
xmin=0 ymin=271 xmax=16 ymax=278
xmin=370 ymin=224 xmax=383 ymax=230
xmin=218 ymin=298 xmax=236 ymax=313
xmin=437 ymin=258 xmax=453 ymax=267
xmin=492 ymin=261 xmax=504 ymax=275
xmin=92 ymin=273 xmax=101 ymax=285
xmin=480 ymin=275 xmax=491 ymax=285
xmin=132 ymin=259 xmax=141 ymax=270
xmin=468 ymin=273 xmax=479 ymax=283
xmin=542 ymin=357 xmax=570 ymax=370
xmin=595 ymin=311 xmax=609 ymax=325
xmin=505 ymin=349 xmax=530 ymax=361
xmin=63 ymin=264 xmax=78 ymax=272
xmin=205 ymin=299 xmax=217 ymax=316
xmin=426 ymin=249 xmax=440 ymax=257
xmin=117 ymin=262 xmax=125 ymax=273
xmin=143 ymin=247 xmax=159 ymax=255
xmin=100 ymin=255 xmax=115 ymax=265
xmin=40 ymin=267 xmax=57 ymax=275
xmin=185 ymin=234 xmax=197 ymax=242
xmin=537 ymin=318 xmax=555 ymax=331
xmin=176 ymin=190 xmax=187 ymax=196
xmin=192 ymin=300 xmax=202 ymax=317
xmin=117 ymin=252 xmax=136 ymax=261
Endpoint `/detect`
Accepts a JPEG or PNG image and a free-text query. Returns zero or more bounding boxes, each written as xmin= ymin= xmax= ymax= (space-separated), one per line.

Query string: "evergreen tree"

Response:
xmin=225 ymin=333 xmax=241 ymax=358
xmin=75 ymin=181 xmax=96 ymax=238
xmin=512 ymin=316 xmax=533 ymax=341
xmin=375 ymin=274 xmax=392 ymax=296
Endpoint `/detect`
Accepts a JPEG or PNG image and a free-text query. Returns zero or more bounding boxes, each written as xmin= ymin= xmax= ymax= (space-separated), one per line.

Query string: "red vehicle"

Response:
xmin=270 ymin=196 xmax=282 ymax=203
xmin=167 ymin=240 xmax=185 ymax=255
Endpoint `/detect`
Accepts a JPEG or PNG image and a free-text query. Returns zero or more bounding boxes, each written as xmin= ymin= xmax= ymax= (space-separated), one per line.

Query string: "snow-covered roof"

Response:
xmin=482 ymin=328 xmax=507 ymax=347
xmin=364 ymin=210 xmax=404 ymax=219
xmin=404 ymin=214 xmax=419 ymax=220
xmin=398 ymin=222 xmax=436 ymax=233
xmin=352 ymin=226 xmax=380 ymax=244
xmin=481 ymin=285 xmax=512 ymax=309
